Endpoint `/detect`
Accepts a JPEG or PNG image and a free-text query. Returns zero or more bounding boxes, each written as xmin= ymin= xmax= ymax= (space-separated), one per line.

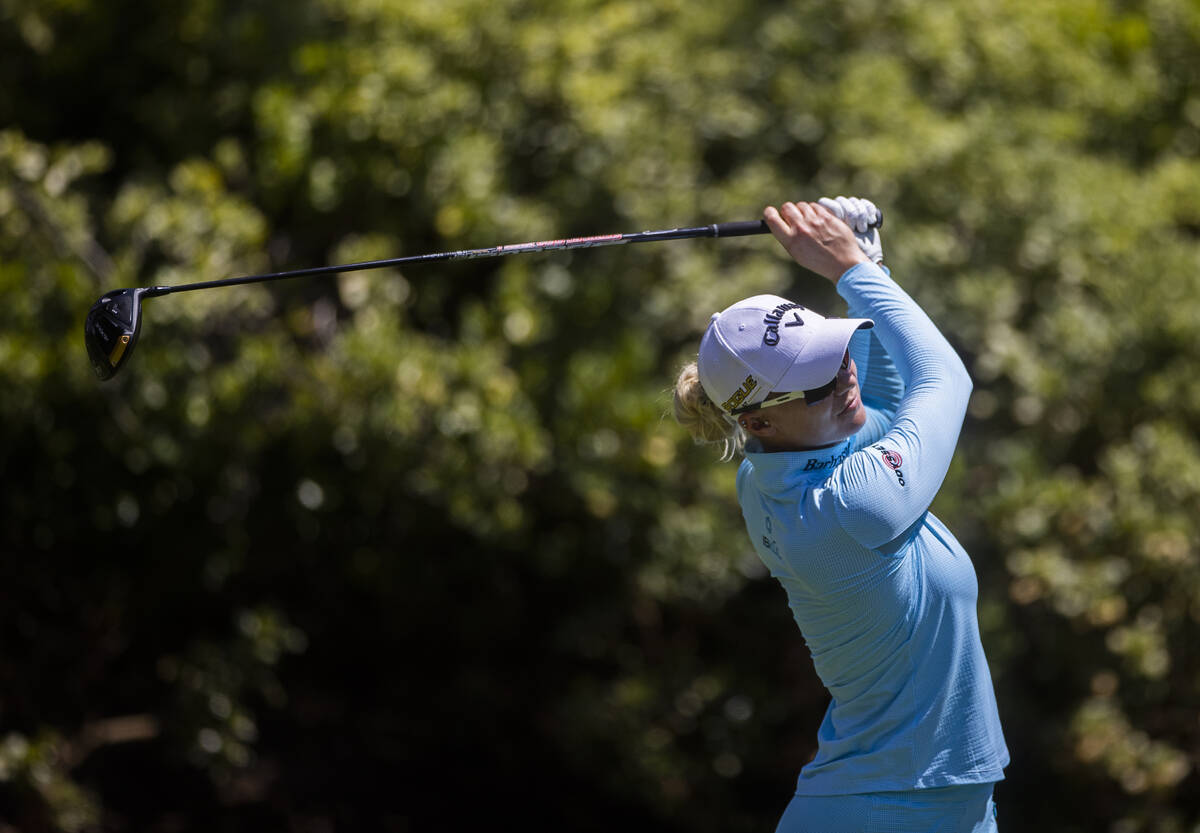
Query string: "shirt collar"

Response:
xmin=743 ymin=437 xmax=854 ymax=498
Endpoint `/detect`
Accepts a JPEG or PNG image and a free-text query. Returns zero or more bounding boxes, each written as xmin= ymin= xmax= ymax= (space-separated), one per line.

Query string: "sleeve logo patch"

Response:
xmin=874 ymin=446 xmax=906 ymax=487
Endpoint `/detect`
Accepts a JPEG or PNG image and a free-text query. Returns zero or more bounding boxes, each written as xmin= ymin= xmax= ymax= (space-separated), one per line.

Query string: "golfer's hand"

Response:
xmin=763 ymin=201 xmax=869 ymax=284
xmin=818 ymin=196 xmax=884 ymax=264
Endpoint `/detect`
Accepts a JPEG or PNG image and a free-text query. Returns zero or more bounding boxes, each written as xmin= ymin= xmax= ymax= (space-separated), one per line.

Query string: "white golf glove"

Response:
xmin=819 ymin=196 xmax=884 ymax=264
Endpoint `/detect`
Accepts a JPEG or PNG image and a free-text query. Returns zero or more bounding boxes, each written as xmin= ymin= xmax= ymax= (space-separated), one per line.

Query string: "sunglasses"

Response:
xmin=730 ymin=351 xmax=849 ymax=415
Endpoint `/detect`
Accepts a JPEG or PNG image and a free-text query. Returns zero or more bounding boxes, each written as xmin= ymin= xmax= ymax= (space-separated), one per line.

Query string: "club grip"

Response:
xmin=713 ymin=210 xmax=883 ymax=238
xmin=712 ymin=220 xmax=770 ymax=238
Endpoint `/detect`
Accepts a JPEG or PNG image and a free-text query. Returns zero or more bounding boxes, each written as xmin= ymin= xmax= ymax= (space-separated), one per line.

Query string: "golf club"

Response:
xmin=85 ymin=212 xmax=881 ymax=380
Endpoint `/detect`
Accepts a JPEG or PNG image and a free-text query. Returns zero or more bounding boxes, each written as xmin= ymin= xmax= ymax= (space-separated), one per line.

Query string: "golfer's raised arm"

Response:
xmin=829 ymin=262 xmax=974 ymax=550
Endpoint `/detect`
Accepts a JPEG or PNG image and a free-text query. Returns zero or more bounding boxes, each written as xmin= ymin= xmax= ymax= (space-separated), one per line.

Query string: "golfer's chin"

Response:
xmin=834 ymin=388 xmax=868 ymax=434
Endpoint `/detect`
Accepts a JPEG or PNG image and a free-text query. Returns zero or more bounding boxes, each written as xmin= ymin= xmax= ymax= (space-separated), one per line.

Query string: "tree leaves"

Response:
xmin=4 ymin=0 xmax=1200 ymax=830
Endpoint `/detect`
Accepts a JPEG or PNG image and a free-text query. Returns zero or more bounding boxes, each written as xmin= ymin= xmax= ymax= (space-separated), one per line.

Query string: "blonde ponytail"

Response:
xmin=672 ymin=362 xmax=746 ymax=461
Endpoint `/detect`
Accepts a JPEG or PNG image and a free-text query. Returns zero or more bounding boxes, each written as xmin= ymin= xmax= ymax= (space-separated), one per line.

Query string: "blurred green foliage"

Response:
xmin=2 ymin=0 xmax=1200 ymax=830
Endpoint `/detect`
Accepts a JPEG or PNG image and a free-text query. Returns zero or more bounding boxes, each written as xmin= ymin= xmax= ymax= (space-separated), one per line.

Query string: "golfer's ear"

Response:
xmin=739 ymin=414 xmax=775 ymax=437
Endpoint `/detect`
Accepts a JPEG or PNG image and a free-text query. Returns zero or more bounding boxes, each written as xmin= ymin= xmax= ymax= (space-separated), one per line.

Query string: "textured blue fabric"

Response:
xmin=774 ymin=783 xmax=999 ymax=833
xmin=736 ymin=262 xmax=1008 ymax=795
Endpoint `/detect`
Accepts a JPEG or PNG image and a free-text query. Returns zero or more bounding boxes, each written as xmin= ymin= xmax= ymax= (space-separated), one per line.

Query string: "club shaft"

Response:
xmin=151 ymin=220 xmax=771 ymax=297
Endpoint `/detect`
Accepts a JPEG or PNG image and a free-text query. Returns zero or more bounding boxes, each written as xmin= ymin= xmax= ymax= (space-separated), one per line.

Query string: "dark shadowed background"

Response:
xmin=2 ymin=0 xmax=1200 ymax=830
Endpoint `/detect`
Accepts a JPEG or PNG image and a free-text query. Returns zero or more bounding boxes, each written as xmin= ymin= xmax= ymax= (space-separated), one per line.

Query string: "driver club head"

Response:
xmin=85 ymin=287 xmax=153 ymax=380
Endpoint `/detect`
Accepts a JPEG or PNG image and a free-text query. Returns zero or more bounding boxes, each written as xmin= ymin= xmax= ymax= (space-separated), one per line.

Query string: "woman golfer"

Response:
xmin=673 ymin=198 xmax=1008 ymax=832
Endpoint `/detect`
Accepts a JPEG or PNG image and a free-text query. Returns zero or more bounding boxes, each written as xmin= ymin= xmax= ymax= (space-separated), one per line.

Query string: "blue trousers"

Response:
xmin=775 ymin=783 xmax=998 ymax=833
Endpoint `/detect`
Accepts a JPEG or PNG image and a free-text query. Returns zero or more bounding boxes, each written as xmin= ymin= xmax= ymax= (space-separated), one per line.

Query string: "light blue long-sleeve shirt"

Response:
xmin=736 ymin=261 xmax=1008 ymax=794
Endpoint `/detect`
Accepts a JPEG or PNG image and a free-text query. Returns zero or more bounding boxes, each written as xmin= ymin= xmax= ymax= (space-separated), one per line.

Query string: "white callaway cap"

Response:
xmin=698 ymin=294 xmax=873 ymax=415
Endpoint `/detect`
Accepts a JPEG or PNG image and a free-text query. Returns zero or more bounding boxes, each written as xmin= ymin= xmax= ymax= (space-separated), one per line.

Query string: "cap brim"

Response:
xmin=773 ymin=318 xmax=873 ymax=393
